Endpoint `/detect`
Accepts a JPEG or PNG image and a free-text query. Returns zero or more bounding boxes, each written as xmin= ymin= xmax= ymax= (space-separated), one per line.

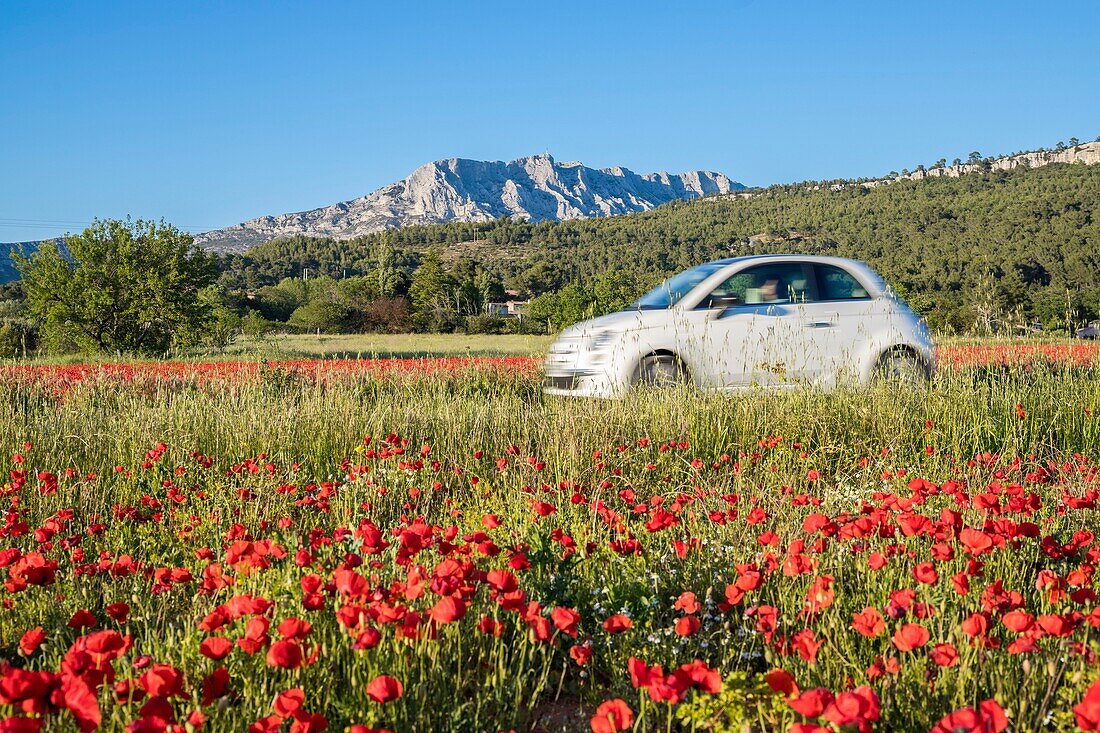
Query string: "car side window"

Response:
xmin=816 ymin=265 xmax=870 ymax=300
xmin=702 ymin=263 xmax=813 ymax=307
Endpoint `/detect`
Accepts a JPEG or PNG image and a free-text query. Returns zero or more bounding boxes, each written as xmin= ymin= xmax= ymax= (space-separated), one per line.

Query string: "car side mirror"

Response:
xmin=707 ymin=295 xmax=741 ymax=318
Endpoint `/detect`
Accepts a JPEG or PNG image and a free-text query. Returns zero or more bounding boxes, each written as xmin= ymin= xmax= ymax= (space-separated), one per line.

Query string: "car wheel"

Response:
xmin=876 ymin=349 xmax=929 ymax=387
xmin=637 ymin=354 xmax=687 ymax=388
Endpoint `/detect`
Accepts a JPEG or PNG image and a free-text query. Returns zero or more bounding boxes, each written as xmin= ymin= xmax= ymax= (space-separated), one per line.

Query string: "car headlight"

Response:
xmin=584 ymin=330 xmax=618 ymax=352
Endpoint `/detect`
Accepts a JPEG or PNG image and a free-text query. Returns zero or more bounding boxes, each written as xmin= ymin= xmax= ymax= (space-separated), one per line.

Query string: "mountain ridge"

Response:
xmin=193 ymin=154 xmax=742 ymax=253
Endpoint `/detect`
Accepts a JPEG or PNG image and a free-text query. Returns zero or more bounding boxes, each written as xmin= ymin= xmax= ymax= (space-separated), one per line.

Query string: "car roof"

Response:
xmin=704 ymin=254 xmax=870 ymax=269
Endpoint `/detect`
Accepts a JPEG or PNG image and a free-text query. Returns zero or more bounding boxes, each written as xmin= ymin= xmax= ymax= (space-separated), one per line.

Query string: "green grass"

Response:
xmin=3 ymin=332 xmax=554 ymax=366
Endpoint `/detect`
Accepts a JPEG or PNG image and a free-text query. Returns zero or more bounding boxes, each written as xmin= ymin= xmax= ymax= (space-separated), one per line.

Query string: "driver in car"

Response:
xmin=759 ymin=276 xmax=787 ymax=302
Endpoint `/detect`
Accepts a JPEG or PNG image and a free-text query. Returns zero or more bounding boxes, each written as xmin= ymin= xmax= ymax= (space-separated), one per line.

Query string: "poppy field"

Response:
xmin=4 ymin=350 xmax=1100 ymax=732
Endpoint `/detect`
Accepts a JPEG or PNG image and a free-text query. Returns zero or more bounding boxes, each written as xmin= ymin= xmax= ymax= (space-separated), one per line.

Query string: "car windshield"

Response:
xmin=632 ymin=262 xmax=729 ymax=310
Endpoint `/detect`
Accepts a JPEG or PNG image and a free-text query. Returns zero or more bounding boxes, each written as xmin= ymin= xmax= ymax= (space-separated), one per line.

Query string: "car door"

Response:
xmin=682 ymin=262 xmax=815 ymax=388
xmin=798 ymin=263 xmax=878 ymax=386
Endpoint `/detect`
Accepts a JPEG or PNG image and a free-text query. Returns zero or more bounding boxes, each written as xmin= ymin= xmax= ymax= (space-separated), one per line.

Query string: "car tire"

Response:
xmin=876 ymin=349 xmax=929 ymax=387
xmin=637 ymin=354 xmax=687 ymax=388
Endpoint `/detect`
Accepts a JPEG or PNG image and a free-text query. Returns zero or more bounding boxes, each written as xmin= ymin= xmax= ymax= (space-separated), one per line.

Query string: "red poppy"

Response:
xmin=959 ymin=528 xmax=994 ymax=556
xmin=961 ymin=613 xmax=989 ymax=638
xmin=105 ymin=602 xmax=130 ymax=623
xmin=929 ymin=643 xmax=959 ymax=667
xmin=569 ymin=643 xmax=592 ymax=667
xmin=1038 ymin=613 xmax=1079 ymax=637
xmin=430 ymin=597 xmax=467 ymax=625
xmin=476 ymin=616 xmax=502 ymax=637
xmin=1076 ymin=680 xmax=1100 ymax=730
xmin=274 ymin=689 xmax=305 ymax=719
xmin=366 ymin=676 xmax=403 ymax=704
xmin=1001 ymin=610 xmax=1035 ymax=633
xmin=892 ymin=623 xmax=930 ymax=652
xmin=68 ymin=610 xmax=97 ymax=630
xmin=674 ymin=592 xmax=699 ymax=614
xmin=60 ymin=673 xmax=101 ymax=733
xmin=266 ymin=640 xmax=303 ymax=669
xmin=932 ymin=699 xmax=1008 ymax=733
xmin=602 ymin=615 xmax=632 ymax=634
xmin=913 ymin=562 xmax=939 ymax=585
xmin=590 ymin=699 xmax=633 ymax=733
xmin=139 ymin=664 xmax=185 ymax=698
xmin=19 ymin=627 xmax=46 ymax=655
xmin=200 ymin=637 xmax=233 ymax=661
xmin=675 ymin=616 xmax=701 ymax=637
xmin=550 ymin=607 xmax=581 ymax=637
xmin=822 ymin=686 xmax=880 ymax=730
xmin=805 ymin=575 xmax=835 ymax=613
xmin=277 ymin=618 xmax=312 ymax=640
xmin=789 ymin=725 xmax=830 ymax=733
xmin=764 ymin=669 xmax=799 ymax=697
xmin=851 ymin=607 xmax=885 ymax=637
xmin=289 ymin=711 xmax=328 ymax=733
xmin=485 ymin=569 xmax=518 ymax=593
xmin=237 ymin=617 xmax=271 ymax=655
xmin=201 ymin=668 xmax=231 ymax=707
xmin=789 ymin=688 xmax=835 ymax=718
xmin=673 ymin=660 xmax=723 ymax=694
xmin=791 ymin=628 xmax=823 ymax=664
xmin=628 ymin=658 xmax=661 ymax=689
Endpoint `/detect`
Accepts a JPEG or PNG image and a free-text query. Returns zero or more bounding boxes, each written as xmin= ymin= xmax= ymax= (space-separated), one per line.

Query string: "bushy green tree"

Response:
xmin=16 ymin=219 xmax=217 ymax=355
xmin=408 ymin=249 xmax=457 ymax=332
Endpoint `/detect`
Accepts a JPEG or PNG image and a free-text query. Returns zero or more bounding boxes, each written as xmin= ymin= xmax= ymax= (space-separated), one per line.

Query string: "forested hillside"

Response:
xmin=219 ymin=162 xmax=1100 ymax=332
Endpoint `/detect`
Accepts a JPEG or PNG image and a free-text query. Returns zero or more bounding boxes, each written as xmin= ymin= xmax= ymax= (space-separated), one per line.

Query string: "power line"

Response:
xmin=0 ymin=217 xmax=222 ymax=231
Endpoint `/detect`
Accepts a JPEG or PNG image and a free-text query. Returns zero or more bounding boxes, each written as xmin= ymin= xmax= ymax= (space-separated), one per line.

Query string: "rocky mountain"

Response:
xmin=194 ymin=154 xmax=743 ymax=253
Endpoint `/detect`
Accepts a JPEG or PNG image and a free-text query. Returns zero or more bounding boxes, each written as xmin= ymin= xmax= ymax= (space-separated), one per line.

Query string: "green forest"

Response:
xmin=218 ymin=162 xmax=1100 ymax=334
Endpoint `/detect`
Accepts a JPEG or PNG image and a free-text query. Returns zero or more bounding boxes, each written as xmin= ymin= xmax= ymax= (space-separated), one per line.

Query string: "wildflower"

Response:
xmin=892 ymin=623 xmax=930 ymax=652
xmin=764 ymin=668 xmax=799 ymax=697
xmin=822 ymin=686 xmax=880 ymax=731
xmin=19 ymin=627 xmax=46 ymax=655
xmin=1075 ymin=680 xmax=1100 ymax=730
xmin=602 ymin=614 xmax=632 ymax=634
xmin=366 ymin=675 xmax=404 ymax=704
xmin=430 ymin=597 xmax=467 ymax=625
xmin=274 ymin=688 xmax=305 ymax=718
xmin=929 ymin=643 xmax=959 ymax=667
xmin=200 ymin=636 xmax=233 ymax=661
xmin=675 ymin=616 xmax=700 ymax=637
xmin=789 ymin=688 xmax=835 ymax=718
xmin=551 ymin=607 xmax=581 ymax=637
xmin=266 ymin=639 xmax=303 ymax=669
xmin=590 ymin=699 xmax=633 ymax=733
xmin=932 ymin=699 xmax=1008 ymax=733
xmin=851 ymin=607 xmax=885 ymax=637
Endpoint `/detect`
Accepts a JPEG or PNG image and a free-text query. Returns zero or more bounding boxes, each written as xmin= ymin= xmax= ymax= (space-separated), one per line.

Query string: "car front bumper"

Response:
xmin=543 ymin=368 xmax=623 ymax=398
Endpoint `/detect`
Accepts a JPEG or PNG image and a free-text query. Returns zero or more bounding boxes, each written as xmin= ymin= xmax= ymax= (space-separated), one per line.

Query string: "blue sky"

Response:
xmin=2 ymin=0 xmax=1098 ymax=242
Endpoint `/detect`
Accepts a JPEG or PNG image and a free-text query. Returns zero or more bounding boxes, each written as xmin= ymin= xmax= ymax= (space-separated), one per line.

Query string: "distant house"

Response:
xmin=486 ymin=300 xmax=529 ymax=318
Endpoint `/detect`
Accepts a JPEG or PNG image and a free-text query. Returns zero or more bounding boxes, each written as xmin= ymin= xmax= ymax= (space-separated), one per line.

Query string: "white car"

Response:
xmin=544 ymin=255 xmax=935 ymax=397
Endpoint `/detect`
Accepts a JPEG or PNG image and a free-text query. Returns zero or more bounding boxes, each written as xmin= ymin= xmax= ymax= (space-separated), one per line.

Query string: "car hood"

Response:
xmin=558 ymin=310 xmax=650 ymax=340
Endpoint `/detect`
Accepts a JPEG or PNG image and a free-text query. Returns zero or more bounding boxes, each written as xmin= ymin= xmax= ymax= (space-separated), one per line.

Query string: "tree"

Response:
xmin=475 ymin=269 xmax=506 ymax=308
xmin=968 ymin=151 xmax=982 ymax=165
xmin=408 ymin=249 xmax=456 ymax=332
xmin=371 ymin=245 xmax=406 ymax=297
xmin=16 ymin=218 xmax=217 ymax=355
